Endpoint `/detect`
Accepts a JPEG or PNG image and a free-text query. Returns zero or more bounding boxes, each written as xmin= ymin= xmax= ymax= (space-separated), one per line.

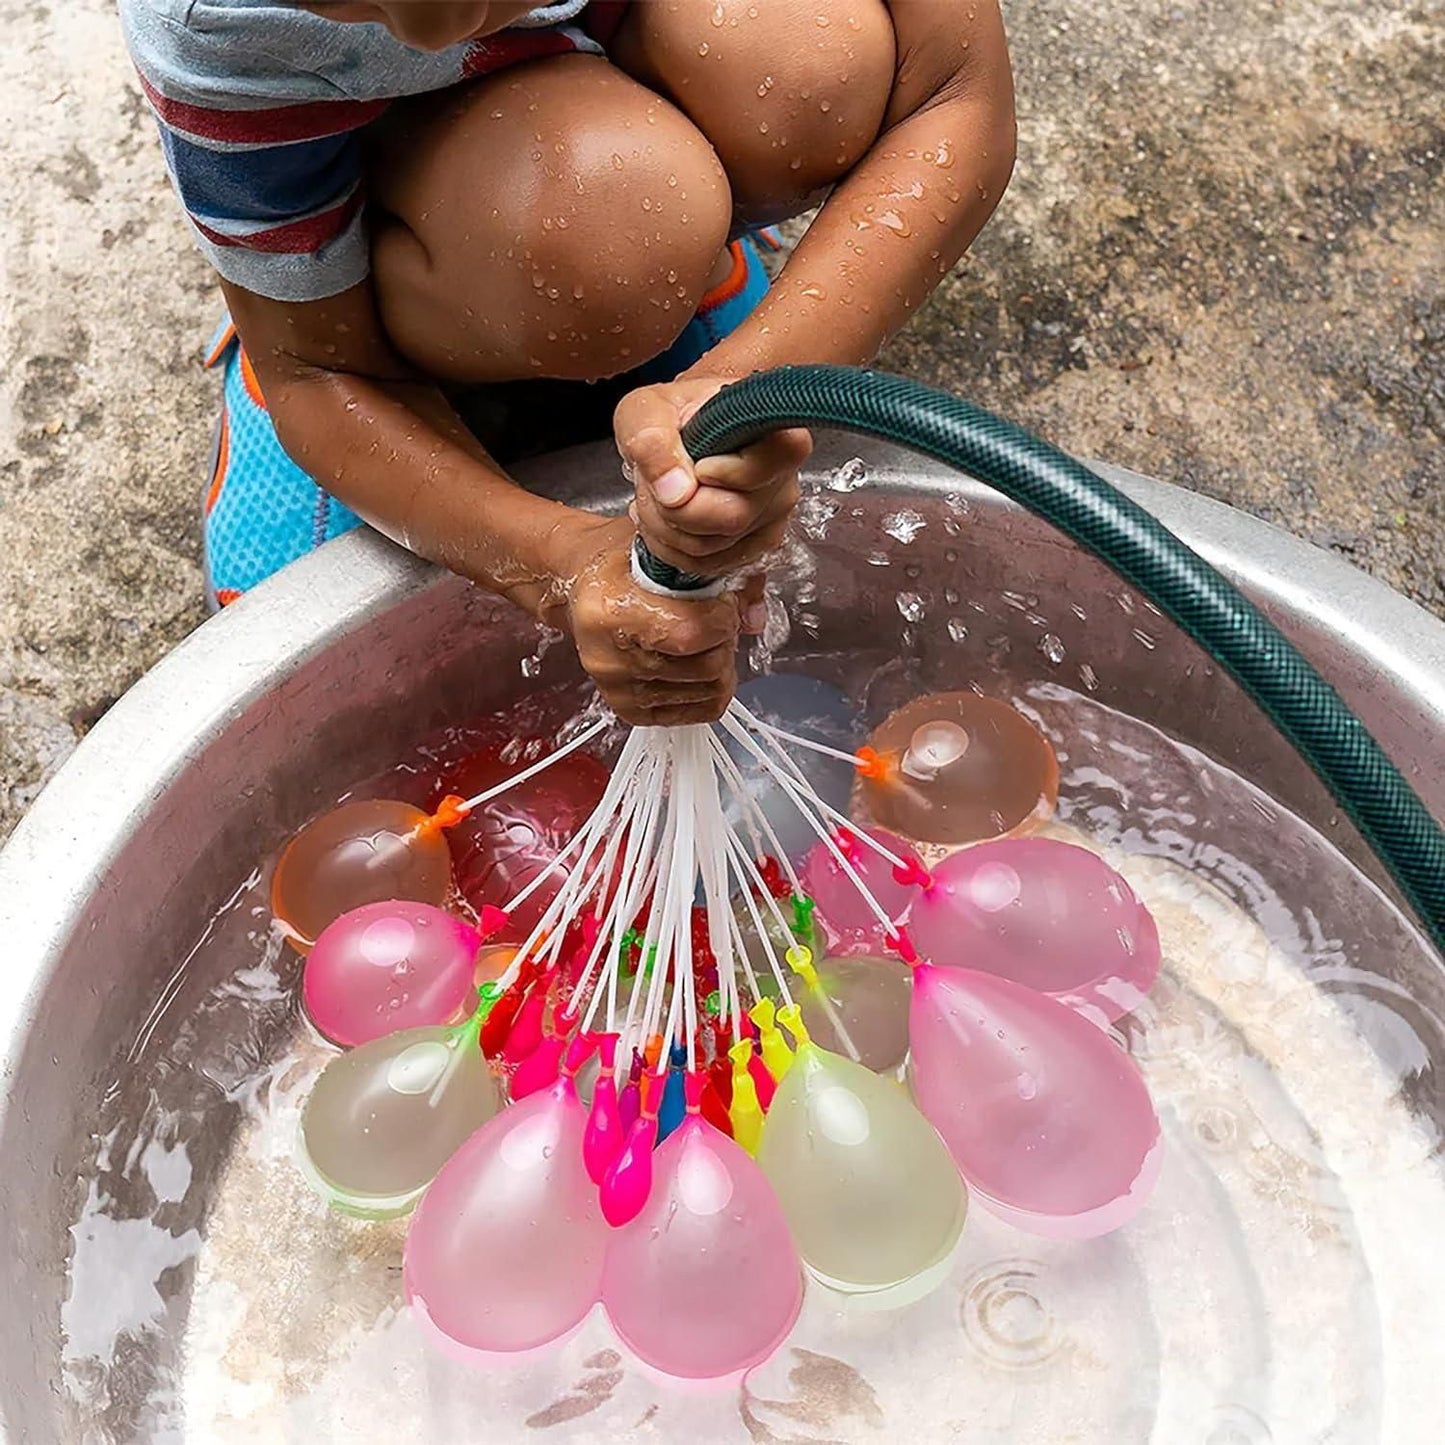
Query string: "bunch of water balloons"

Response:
xmin=271 ymin=683 xmax=1162 ymax=1380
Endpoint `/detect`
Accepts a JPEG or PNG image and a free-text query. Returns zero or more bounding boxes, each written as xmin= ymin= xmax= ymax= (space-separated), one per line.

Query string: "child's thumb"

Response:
xmin=615 ymin=388 xmax=697 ymax=510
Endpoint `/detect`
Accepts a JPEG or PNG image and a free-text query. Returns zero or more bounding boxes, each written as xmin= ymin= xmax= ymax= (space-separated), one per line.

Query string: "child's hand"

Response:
xmin=547 ymin=515 xmax=754 ymax=726
xmin=615 ymin=379 xmax=812 ymax=579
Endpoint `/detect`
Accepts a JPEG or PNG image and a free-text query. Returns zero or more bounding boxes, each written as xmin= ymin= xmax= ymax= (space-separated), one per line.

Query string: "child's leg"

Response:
xmin=366 ymin=0 xmax=896 ymax=386
xmin=205 ymin=6 xmax=896 ymax=604
xmin=609 ymin=0 xmax=896 ymax=227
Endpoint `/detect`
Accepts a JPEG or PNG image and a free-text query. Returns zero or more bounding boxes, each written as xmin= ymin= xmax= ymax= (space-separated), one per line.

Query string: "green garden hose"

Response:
xmin=633 ymin=364 xmax=1445 ymax=955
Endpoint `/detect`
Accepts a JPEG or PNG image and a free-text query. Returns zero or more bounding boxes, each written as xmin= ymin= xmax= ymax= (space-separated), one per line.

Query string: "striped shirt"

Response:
xmin=119 ymin=0 xmax=602 ymax=302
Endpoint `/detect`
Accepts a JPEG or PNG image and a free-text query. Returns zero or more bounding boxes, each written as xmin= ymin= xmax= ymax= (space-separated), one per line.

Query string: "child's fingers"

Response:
xmin=694 ymin=428 xmax=813 ymax=493
xmin=614 ymin=386 xmax=706 ymax=510
xmin=627 ymin=594 xmax=738 ymax=658
xmin=623 ymin=639 xmax=737 ymax=683
xmin=739 ymin=574 xmax=769 ymax=635
xmin=639 ymin=478 xmax=798 ymax=560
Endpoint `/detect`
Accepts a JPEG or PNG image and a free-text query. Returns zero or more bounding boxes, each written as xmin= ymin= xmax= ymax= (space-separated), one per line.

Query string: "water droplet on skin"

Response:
xmin=610 ymin=152 xmax=624 ymax=169
xmin=896 ymin=591 xmax=926 ymax=622
xmin=815 ymin=12 xmax=829 ymax=24
xmin=800 ymin=283 xmax=826 ymax=300
xmin=697 ymin=41 xmax=710 ymax=55
xmin=948 ymin=617 xmax=969 ymax=643
xmin=867 ymin=549 xmax=890 ymax=567
xmin=1039 ymin=633 xmax=1066 ymax=665
xmin=828 ymin=457 xmax=869 ymax=492
xmin=877 ymin=210 xmax=912 ymax=237
xmin=820 ymin=99 xmax=832 ymax=113
xmin=710 ymin=0 xmax=726 ymax=23
xmin=759 ymin=121 xmax=769 ymax=134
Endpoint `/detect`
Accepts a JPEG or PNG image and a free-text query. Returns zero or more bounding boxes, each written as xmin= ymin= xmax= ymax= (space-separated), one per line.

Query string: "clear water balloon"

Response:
xmin=908 ymin=964 xmax=1161 ymax=1237
xmin=799 ymin=954 xmax=913 ymax=1073
xmin=302 ymin=901 xmax=480 ymax=1047
xmin=272 ymin=798 xmax=454 ymax=949
xmin=857 ymin=692 xmax=1058 ymax=845
xmin=404 ymin=1073 xmax=607 ymax=1355
xmin=758 ymin=1034 xmax=966 ymax=1292
xmin=602 ymin=1097 xmax=804 ymax=1379
xmin=299 ymin=1015 xmax=499 ymax=1218
xmin=909 ymin=838 xmax=1161 ymax=1021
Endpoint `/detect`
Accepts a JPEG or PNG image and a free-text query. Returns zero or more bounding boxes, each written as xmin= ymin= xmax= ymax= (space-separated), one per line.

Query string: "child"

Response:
xmin=120 ymin=0 xmax=1014 ymax=724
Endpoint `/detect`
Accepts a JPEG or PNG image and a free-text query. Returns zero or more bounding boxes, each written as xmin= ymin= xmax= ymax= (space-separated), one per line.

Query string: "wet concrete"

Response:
xmin=1 ymin=0 xmax=1441 ymax=841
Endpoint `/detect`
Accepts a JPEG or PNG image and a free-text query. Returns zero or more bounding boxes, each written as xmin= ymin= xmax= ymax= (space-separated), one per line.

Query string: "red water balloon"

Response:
xmin=435 ymin=743 xmax=608 ymax=945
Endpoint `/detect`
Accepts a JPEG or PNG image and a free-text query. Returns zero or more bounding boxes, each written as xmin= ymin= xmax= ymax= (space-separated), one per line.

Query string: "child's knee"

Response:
xmin=372 ymin=59 xmax=733 ymax=383
xmin=624 ymin=0 xmax=895 ymax=219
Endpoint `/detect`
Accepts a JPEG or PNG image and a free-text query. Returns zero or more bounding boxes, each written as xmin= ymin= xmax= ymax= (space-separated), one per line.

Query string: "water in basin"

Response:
xmin=53 ymin=634 xmax=1444 ymax=1445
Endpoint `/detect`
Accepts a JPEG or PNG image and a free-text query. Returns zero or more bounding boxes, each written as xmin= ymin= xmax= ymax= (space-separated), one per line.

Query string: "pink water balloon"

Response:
xmin=908 ymin=964 xmax=1160 ymax=1237
xmin=302 ymin=901 xmax=481 ymax=1047
xmin=404 ymin=1074 xmax=607 ymax=1355
xmin=909 ymin=838 xmax=1160 ymax=1022
xmin=800 ymin=827 xmax=919 ymax=954
xmin=602 ymin=1105 xmax=803 ymax=1378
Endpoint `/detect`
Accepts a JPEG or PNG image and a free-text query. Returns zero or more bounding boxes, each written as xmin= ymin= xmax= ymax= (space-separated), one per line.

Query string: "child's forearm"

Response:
xmin=267 ymin=365 xmax=589 ymax=616
xmin=694 ymin=0 xmax=1014 ymax=379
xmin=221 ymin=277 xmax=596 ymax=618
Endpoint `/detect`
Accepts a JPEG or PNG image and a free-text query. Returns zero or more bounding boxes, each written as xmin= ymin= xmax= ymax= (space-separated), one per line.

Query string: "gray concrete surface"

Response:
xmin=1 ymin=0 xmax=1441 ymax=844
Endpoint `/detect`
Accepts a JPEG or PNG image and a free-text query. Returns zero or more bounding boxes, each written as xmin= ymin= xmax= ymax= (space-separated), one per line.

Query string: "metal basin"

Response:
xmin=1 ymin=438 xmax=1441 ymax=1443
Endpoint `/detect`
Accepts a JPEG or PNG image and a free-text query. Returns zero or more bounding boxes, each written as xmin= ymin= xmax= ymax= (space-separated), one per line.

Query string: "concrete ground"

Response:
xmin=1 ymin=0 xmax=1441 ymax=844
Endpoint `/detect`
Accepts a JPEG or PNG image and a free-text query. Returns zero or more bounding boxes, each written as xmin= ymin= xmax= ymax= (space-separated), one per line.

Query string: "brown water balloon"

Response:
xmin=272 ymin=798 xmax=454 ymax=950
xmin=857 ymin=692 xmax=1058 ymax=845
xmin=799 ymin=954 xmax=913 ymax=1073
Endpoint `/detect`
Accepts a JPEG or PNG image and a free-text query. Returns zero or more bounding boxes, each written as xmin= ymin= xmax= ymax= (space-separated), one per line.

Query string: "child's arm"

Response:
xmin=222 ymin=277 xmax=799 ymax=726
xmin=617 ymin=0 xmax=1014 ymax=565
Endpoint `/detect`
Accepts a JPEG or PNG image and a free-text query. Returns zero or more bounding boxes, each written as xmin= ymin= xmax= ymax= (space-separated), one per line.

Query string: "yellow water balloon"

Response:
xmin=758 ymin=1042 xmax=966 ymax=1293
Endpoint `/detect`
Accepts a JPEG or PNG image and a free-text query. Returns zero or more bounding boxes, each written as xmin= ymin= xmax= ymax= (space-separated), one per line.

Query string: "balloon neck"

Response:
xmin=891 ymin=857 xmax=935 ymax=891
xmin=784 ymin=943 xmax=817 ymax=989
xmin=639 ymin=1068 xmax=665 ymax=1121
xmin=683 ymin=1070 xmax=705 ymax=1114
xmin=888 ymin=925 xmax=920 ymax=966
xmin=757 ymin=855 xmax=791 ymax=900
xmin=776 ymin=1002 xmax=810 ymax=1050
xmin=596 ymin=1032 xmax=619 ymax=1074
xmin=420 ymin=793 xmax=470 ymax=835
xmin=476 ymin=903 xmax=510 ymax=941
xmin=789 ymin=892 xmax=816 ymax=944
xmin=459 ymin=981 xmax=503 ymax=1049
xmin=853 ymin=745 xmax=891 ymax=783
xmin=644 ymin=1033 xmax=664 ymax=1071
xmin=561 ymin=1029 xmax=597 ymax=1077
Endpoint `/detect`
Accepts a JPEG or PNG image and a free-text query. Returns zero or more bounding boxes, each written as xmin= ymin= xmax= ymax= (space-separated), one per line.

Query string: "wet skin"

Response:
xmin=230 ymin=1 xmax=1015 ymax=725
